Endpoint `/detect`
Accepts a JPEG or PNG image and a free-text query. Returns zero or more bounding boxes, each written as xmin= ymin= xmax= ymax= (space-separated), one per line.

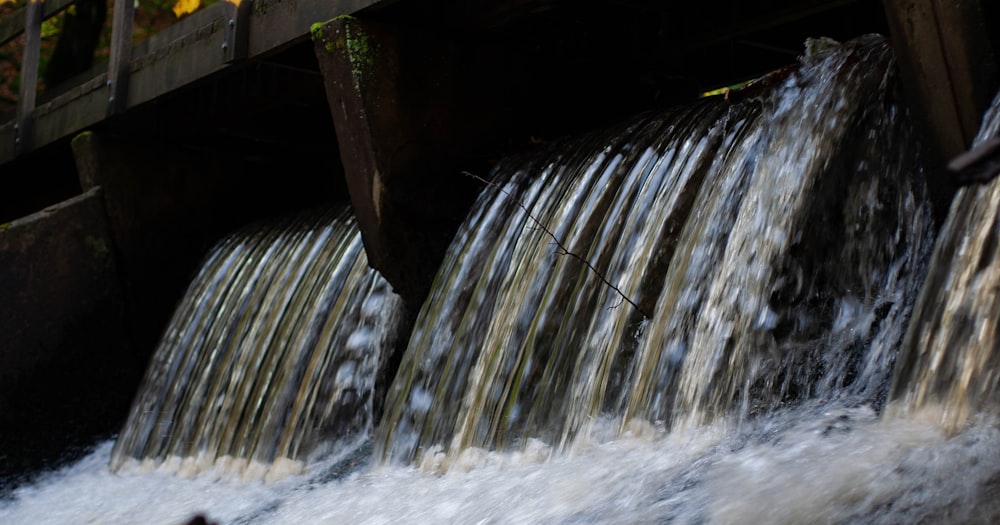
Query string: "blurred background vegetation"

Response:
xmin=0 ymin=0 xmax=218 ymax=116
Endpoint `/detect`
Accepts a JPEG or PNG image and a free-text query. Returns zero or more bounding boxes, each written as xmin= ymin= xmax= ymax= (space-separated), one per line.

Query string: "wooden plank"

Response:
xmin=0 ymin=0 xmax=389 ymax=162
xmin=247 ymin=0 xmax=387 ymax=59
xmin=107 ymin=0 xmax=135 ymax=115
xmin=883 ymin=0 xmax=997 ymax=160
xmin=131 ymin=0 xmax=232 ymax=57
xmin=222 ymin=0 xmax=250 ymax=63
xmin=312 ymin=17 xmax=499 ymax=304
xmin=125 ymin=3 xmax=236 ymax=108
xmin=698 ymin=0 xmax=860 ymax=49
xmin=44 ymin=0 xmax=77 ymax=16
xmin=130 ymin=0 xmax=248 ymax=64
xmin=0 ymin=0 xmax=75 ymax=46
xmin=16 ymin=0 xmax=43 ymax=154
xmin=0 ymin=121 xmax=15 ymax=163
xmin=0 ymin=9 xmax=26 ymax=47
xmin=0 ymin=0 xmax=249 ymax=159
xmin=30 ymin=73 xmax=108 ymax=152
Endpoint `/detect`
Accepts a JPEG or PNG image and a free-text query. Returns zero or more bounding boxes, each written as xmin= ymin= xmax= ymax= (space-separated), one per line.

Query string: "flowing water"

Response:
xmin=3 ymin=35 xmax=1000 ymax=524
xmin=377 ymin=35 xmax=933 ymax=464
xmin=886 ymin=88 xmax=1000 ymax=432
xmin=110 ymin=208 xmax=404 ymax=481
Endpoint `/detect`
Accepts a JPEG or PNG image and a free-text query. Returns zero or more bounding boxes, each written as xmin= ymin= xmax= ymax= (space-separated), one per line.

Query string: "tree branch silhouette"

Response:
xmin=463 ymin=171 xmax=650 ymax=320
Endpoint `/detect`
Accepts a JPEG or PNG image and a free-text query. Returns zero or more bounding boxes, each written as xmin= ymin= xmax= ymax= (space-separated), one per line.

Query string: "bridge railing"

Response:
xmin=0 ymin=0 xmax=247 ymax=161
xmin=0 ymin=0 xmax=131 ymax=155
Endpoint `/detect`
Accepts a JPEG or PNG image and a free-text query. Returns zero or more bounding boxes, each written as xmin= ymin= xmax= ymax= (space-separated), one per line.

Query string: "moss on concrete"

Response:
xmin=311 ymin=17 xmax=378 ymax=90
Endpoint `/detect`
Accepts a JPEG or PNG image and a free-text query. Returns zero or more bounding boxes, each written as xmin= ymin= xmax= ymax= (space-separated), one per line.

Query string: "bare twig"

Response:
xmin=463 ymin=171 xmax=650 ymax=320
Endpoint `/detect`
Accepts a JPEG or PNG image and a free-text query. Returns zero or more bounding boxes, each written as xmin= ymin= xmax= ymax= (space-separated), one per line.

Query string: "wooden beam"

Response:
xmin=0 ymin=0 xmax=391 ymax=164
xmin=884 ymin=0 xmax=998 ymax=161
xmin=125 ymin=2 xmax=240 ymax=108
xmin=221 ymin=0 xmax=250 ymax=63
xmin=247 ymin=0 xmax=387 ymax=58
xmin=698 ymin=0 xmax=860 ymax=50
xmin=16 ymin=0 xmax=43 ymax=154
xmin=0 ymin=121 xmax=14 ymax=162
xmin=312 ymin=18 xmax=503 ymax=307
xmin=0 ymin=8 xmax=25 ymax=47
xmin=0 ymin=0 xmax=76 ymax=46
xmin=107 ymin=0 xmax=135 ymax=115
xmin=31 ymin=74 xmax=108 ymax=154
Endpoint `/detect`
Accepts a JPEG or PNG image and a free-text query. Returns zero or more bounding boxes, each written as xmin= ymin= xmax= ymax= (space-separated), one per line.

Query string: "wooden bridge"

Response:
xmin=0 ymin=0 xmax=994 ymax=181
xmin=0 ymin=0 xmax=385 ymax=163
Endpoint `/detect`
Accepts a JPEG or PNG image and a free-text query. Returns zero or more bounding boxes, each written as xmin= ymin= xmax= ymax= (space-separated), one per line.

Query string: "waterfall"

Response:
xmin=887 ymin=89 xmax=1000 ymax=431
xmin=8 ymin=35 xmax=1000 ymax=525
xmin=634 ymin=37 xmax=934 ymax=429
xmin=375 ymin=35 xmax=935 ymax=465
xmin=109 ymin=208 xmax=403 ymax=481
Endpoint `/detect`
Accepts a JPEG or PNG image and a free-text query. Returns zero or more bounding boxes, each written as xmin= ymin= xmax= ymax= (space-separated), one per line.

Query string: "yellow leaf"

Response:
xmin=172 ymin=0 xmax=200 ymax=18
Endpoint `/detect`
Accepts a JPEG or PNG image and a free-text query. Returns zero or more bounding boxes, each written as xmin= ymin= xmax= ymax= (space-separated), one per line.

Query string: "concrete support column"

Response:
xmin=72 ymin=132 xmax=236 ymax=355
xmin=71 ymin=131 xmax=345 ymax=355
xmin=312 ymin=17 xmax=503 ymax=309
xmin=0 ymin=186 xmax=135 ymax=478
xmin=884 ymin=0 xmax=998 ymax=160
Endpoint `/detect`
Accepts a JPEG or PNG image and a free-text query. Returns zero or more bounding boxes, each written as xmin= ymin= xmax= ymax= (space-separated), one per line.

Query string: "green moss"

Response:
xmin=311 ymin=14 xmax=356 ymax=43
xmin=0 ymin=222 xmax=10 ymax=231
xmin=344 ymin=23 xmax=377 ymax=88
xmin=84 ymin=235 xmax=110 ymax=258
xmin=310 ymin=22 xmax=324 ymax=41
xmin=310 ymin=16 xmax=378 ymax=88
xmin=71 ymin=130 xmax=94 ymax=147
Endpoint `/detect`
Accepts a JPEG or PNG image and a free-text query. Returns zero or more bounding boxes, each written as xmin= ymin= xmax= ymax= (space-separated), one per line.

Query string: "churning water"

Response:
xmin=4 ymin=35 xmax=1000 ymax=524
xmin=4 ymin=409 xmax=1000 ymax=523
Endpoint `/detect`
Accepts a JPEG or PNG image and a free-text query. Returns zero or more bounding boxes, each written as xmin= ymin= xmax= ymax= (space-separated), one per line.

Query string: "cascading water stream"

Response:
xmin=376 ymin=35 xmax=935 ymax=466
xmin=887 ymin=88 xmax=1000 ymax=431
xmin=5 ymin=35 xmax=1000 ymax=525
xmin=377 ymin=100 xmax=743 ymax=460
xmin=110 ymin=208 xmax=403 ymax=481
xmin=634 ymin=37 xmax=934 ymax=429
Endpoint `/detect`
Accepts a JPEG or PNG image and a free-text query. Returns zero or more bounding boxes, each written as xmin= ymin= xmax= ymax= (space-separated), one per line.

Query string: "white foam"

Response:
xmin=4 ymin=407 xmax=1000 ymax=525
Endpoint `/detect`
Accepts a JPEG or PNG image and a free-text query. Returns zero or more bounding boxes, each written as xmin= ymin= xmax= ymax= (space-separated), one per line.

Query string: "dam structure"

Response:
xmin=1 ymin=1 xmax=1000 ymax=522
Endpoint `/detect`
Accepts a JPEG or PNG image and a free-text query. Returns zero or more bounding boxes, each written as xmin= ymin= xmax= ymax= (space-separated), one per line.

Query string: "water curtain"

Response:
xmin=888 ymin=88 xmax=1000 ymax=430
xmin=111 ymin=208 xmax=401 ymax=480
xmin=377 ymin=35 xmax=935 ymax=465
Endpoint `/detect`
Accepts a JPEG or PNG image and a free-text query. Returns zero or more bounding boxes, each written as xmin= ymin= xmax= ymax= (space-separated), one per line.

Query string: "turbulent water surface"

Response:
xmin=3 ymin=407 xmax=1000 ymax=524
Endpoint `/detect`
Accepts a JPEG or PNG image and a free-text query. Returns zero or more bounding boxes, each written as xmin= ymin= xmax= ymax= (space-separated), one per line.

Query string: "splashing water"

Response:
xmin=376 ymin=35 xmax=934 ymax=465
xmin=4 ymin=406 xmax=1000 ymax=523
xmin=637 ymin=36 xmax=933 ymax=430
xmin=887 ymin=88 xmax=1000 ymax=431
xmin=110 ymin=208 xmax=403 ymax=481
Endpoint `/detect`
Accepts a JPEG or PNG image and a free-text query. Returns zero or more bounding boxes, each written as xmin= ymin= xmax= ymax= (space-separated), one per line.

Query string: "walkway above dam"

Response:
xmin=0 ymin=0 xmax=386 ymax=165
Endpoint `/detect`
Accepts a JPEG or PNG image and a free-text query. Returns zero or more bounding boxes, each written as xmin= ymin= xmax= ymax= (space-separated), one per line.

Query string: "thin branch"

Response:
xmin=463 ymin=171 xmax=650 ymax=320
